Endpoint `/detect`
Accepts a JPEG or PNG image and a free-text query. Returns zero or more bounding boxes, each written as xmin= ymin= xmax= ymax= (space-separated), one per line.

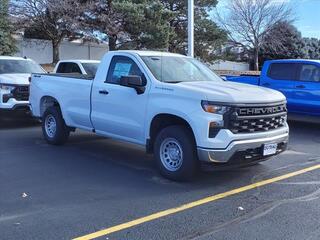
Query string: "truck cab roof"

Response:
xmin=110 ymin=50 xmax=187 ymax=58
xmin=57 ymin=59 xmax=100 ymax=64
xmin=266 ymin=59 xmax=320 ymax=64
xmin=0 ymin=56 xmax=31 ymax=61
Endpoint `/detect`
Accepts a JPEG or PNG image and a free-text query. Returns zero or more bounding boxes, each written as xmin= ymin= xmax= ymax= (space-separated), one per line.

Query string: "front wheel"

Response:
xmin=154 ymin=125 xmax=199 ymax=181
xmin=42 ymin=106 xmax=70 ymax=145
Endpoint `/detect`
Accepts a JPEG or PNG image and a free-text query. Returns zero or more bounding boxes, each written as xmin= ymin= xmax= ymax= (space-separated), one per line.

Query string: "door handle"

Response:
xmin=296 ymin=85 xmax=306 ymax=89
xmin=262 ymin=83 xmax=270 ymax=87
xmin=99 ymin=90 xmax=109 ymax=95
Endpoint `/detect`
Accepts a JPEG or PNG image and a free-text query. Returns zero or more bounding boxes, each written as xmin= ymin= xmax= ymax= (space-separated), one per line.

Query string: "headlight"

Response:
xmin=201 ymin=101 xmax=230 ymax=115
xmin=0 ymin=84 xmax=16 ymax=92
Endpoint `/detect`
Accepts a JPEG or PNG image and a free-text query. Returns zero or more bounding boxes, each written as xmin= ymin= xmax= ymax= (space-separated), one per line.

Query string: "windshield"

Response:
xmin=82 ymin=63 xmax=99 ymax=77
xmin=0 ymin=60 xmax=45 ymax=74
xmin=142 ymin=56 xmax=223 ymax=83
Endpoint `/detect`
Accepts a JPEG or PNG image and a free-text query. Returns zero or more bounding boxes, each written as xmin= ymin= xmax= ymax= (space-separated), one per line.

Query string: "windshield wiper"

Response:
xmin=163 ymin=81 xmax=182 ymax=84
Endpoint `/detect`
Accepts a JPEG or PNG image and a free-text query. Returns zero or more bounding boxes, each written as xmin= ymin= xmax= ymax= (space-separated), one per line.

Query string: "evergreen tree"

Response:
xmin=114 ymin=0 xmax=174 ymax=50
xmin=14 ymin=0 xmax=228 ymax=63
xmin=303 ymin=38 xmax=320 ymax=59
xmin=84 ymin=0 xmax=227 ymax=62
xmin=260 ymin=21 xmax=305 ymax=64
xmin=83 ymin=0 xmax=174 ymax=51
xmin=161 ymin=0 xmax=228 ymax=62
xmin=260 ymin=21 xmax=320 ymax=63
xmin=0 ymin=0 xmax=17 ymax=55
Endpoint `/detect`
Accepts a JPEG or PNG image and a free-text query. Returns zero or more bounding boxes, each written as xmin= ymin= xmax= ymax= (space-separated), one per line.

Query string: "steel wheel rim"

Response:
xmin=45 ymin=114 xmax=57 ymax=138
xmin=160 ymin=138 xmax=183 ymax=172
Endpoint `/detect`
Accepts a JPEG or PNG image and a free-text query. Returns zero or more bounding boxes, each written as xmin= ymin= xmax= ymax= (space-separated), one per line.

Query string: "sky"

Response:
xmin=216 ymin=0 xmax=320 ymax=39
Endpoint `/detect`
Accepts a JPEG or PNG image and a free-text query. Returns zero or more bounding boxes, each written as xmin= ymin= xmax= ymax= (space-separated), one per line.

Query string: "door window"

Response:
xmin=56 ymin=63 xmax=82 ymax=74
xmin=106 ymin=56 xmax=143 ymax=84
xmin=297 ymin=64 xmax=320 ymax=82
xmin=267 ymin=63 xmax=297 ymax=80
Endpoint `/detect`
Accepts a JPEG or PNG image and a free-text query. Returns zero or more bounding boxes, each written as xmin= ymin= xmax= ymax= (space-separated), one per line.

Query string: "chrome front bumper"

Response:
xmin=197 ymin=133 xmax=289 ymax=163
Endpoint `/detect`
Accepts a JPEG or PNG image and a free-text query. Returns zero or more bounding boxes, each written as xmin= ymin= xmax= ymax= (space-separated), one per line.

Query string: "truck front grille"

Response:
xmin=12 ymin=86 xmax=29 ymax=101
xmin=226 ymin=102 xmax=287 ymax=134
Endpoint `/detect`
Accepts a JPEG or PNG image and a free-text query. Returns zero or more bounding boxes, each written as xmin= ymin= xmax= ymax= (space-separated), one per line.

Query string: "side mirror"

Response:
xmin=120 ymin=75 xmax=146 ymax=94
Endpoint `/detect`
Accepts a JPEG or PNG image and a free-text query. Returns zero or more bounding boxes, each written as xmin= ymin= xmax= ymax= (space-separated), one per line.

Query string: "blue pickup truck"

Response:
xmin=227 ymin=59 xmax=320 ymax=120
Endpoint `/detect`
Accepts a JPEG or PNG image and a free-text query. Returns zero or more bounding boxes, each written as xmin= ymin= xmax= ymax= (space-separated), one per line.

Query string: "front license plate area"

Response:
xmin=263 ymin=143 xmax=278 ymax=156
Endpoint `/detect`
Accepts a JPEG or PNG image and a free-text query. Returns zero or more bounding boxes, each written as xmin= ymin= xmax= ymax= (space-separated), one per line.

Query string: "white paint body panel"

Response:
xmin=30 ymin=75 xmax=92 ymax=130
xmin=90 ymin=52 xmax=150 ymax=144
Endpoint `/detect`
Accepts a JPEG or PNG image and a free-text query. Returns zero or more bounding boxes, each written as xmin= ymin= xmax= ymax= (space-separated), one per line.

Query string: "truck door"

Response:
xmin=91 ymin=55 xmax=149 ymax=144
xmin=261 ymin=62 xmax=297 ymax=111
xmin=291 ymin=63 xmax=320 ymax=116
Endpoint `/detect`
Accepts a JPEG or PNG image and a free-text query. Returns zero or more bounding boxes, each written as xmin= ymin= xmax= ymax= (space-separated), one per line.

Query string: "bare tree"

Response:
xmin=10 ymin=0 xmax=86 ymax=64
xmin=216 ymin=0 xmax=293 ymax=70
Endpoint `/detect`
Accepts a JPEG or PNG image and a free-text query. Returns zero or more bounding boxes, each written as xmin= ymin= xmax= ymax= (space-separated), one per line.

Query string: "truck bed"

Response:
xmin=30 ymin=73 xmax=93 ymax=130
xmin=34 ymin=73 xmax=94 ymax=81
xmin=226 ymin=75 xmax=260 ymax=85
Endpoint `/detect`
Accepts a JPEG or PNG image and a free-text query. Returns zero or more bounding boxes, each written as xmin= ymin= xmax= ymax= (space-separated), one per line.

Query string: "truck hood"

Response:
xmin=176 ymin=81 xmax=286 ymax=104
xmin=0 ymin=74 xmax=31 ymax=85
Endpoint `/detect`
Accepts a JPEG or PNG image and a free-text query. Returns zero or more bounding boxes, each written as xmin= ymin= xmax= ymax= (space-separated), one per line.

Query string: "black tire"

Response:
xmin=154 ymin=125 xmax=199 ymax=181
xmin=42 ymin=106 xmax=70 ymax=145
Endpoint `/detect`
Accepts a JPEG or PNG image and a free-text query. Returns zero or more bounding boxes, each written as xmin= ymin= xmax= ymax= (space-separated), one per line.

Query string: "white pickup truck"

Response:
xmin=30 ymin=51 xmax=289 ymax=180
xmin=0 ymin=56 xmax=45 ymax=113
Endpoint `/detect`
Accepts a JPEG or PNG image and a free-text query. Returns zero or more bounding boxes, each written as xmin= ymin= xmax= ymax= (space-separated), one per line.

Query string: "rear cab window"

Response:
xmin=267 ymin=63 xmax=297 ymax=80
xmin=56 ymin=63 xmax=82 ymax=74
xmin=82 ymin=63 xmax=99 ymax=77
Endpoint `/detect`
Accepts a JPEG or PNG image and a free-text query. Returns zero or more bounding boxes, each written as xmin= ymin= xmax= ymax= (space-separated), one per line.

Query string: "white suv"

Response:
xmin=0 ymin=56 xmax=45 ymax=113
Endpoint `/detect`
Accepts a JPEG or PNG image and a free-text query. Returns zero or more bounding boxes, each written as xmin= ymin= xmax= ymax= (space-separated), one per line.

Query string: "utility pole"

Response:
xmin=188 ymin=0 xmax=194 ymax=58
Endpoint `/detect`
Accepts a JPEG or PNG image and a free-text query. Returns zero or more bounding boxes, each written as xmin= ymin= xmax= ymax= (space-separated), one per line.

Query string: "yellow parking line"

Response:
xmin=73 ymin=164 xmax=320 ymax=240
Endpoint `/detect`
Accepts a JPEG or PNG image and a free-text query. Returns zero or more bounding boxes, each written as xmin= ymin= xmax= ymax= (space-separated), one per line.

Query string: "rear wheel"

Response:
xmin=42 ymin=106 xmax=69 ymax=145
xmin=154 ymin=125 xmax=198 ymax=181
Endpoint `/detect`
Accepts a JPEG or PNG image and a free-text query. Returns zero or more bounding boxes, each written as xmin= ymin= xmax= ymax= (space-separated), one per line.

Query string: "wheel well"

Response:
xmin=147 ymin=114 xmax=196 ymax=153
xmin=40 ymin=96 xmax=60 ymax=117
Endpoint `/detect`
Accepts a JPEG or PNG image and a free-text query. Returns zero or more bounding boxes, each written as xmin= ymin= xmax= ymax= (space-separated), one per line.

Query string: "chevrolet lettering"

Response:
xmin=238 ymin=104 xmax=287 ymax=116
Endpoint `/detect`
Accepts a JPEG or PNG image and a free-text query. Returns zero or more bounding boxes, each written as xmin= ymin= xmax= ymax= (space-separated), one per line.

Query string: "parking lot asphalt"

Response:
xmin=1 ymin=117 xmax=320 ymax=240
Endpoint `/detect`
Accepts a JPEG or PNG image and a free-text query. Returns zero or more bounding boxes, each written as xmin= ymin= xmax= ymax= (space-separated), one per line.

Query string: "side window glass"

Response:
xmin=68 ymin=63 xmax=82 ymax=74
xmin=298 ymin=64 xmax=320 ymax=82
xmin=267 ymin=63 xmax=296 ymax=80
xmin=106 ymin=56 xmax=143 ymax=84
xmin=56 ymin=63 xmax=66 ymax=73
xmin=57 ymin=63 xmax=81 ymax=74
